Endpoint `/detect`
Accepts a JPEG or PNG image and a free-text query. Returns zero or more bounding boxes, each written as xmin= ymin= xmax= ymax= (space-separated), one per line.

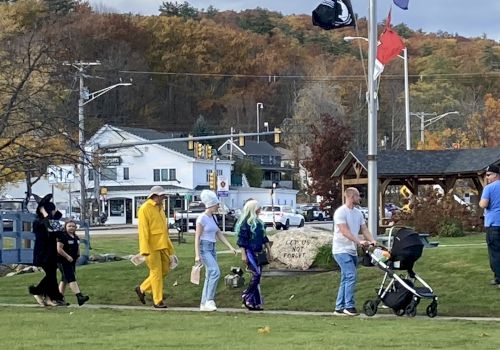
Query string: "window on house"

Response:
xmin=123 ymin=167 xmax=129 ymax=180
xmin=101 ymin=167 xmax=117 ymax=181
xmin=88 ymin=169 xmax=94 ymax=181
xmin=154 ymin=168 xmax=176 ymax=182
xmin=206 ymin=169 xmax=222 ymax=182
xmin=161 ymin=169 xmax=168 ymax=181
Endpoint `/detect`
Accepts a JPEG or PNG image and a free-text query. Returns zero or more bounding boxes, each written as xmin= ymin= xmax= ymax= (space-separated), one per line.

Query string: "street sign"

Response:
xmin=217 ymin=176 xmax=229 ymax=197
xmin=47 ymin=165 xmax=75 ymax=184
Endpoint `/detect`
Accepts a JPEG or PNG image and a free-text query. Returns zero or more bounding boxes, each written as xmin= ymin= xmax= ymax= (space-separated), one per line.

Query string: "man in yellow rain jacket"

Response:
xmin=135 ymin=186 xmax=175 ymax=308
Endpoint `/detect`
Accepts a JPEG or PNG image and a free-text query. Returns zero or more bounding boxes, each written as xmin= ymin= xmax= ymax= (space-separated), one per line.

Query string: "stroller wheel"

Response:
xmin=393 ymin=309 xmax=405 ymax=317
xmin=405 ymin=303 xmax=417 ymax=317
xmin=363 ymin=300 xmax=378 ymax=317
xmin=426 ymin=302 xmax=438 ymax=318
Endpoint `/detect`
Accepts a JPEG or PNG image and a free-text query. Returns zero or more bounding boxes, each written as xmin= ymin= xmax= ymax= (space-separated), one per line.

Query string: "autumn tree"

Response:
xmin=233 ymin=158 xmax=262 ymax=188
xmin=159 ymin=1 xmax=198 ymax=19
xmin=302 ymin=114 xmax=353 ymax=209
xmin=0 ymin=1 xmax=80 ymax=192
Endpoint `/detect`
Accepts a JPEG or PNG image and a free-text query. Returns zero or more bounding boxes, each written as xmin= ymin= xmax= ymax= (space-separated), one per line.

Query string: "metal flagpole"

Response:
xmin=367 ymin=0 xmax=378 ymax=238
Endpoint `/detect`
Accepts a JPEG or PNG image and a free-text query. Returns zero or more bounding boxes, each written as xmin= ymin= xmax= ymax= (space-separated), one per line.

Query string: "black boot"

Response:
xmin=76 ymin=293 xmax=89 ymax=306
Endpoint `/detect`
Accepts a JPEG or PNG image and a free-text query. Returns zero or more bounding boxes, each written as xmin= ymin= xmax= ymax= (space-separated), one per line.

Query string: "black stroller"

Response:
xmin=363 ymin=227 xmax=438 ymax=318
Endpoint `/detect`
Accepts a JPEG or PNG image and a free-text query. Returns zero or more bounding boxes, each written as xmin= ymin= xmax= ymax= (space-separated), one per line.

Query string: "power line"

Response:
xmin=118 ymin=69 xmax=500 ymax=81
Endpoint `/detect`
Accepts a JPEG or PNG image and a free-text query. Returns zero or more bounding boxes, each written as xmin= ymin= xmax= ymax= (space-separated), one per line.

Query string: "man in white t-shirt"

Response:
xmin=332 ymin=187 xmax=376 ymax=316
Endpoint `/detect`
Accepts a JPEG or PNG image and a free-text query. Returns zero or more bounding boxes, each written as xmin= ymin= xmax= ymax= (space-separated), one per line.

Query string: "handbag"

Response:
xmin=256 ymin=251 xmax=269 ymax=266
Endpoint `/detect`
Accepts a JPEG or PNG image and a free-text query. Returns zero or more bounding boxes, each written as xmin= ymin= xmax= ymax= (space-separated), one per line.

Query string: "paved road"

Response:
xmin=84 ymin=221 xmax=335 ymax=236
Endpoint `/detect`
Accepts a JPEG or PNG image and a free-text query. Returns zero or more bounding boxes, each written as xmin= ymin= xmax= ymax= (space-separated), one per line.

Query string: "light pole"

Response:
xmin=65 ymin=61 xmax=131 ymax=223
xmin=344 ymin=36 xmax=411 ymax=150
xmin=411 ymin=111 xmax=459 ymax=145
xmin=256 ymin=102 xmax=263 ymax=143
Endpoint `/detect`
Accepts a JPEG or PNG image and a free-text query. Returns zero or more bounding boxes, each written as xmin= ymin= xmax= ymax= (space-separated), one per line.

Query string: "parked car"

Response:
xmin=356 ymin=205 xmax=392 ymax=221
xmin=174 ymin=201 xmax=237 ymax=232
xmin=258 ymin=205 xmax=305 ymax=230
xmin=297 ymin=204 xmax=330 ymax=222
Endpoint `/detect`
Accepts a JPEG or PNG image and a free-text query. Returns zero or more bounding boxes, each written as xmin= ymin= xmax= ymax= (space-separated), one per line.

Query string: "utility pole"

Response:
xmin=65 ymin=61 xmax=101 ymax=223
xmin=64 ymin=60 xmax=131 ymax=224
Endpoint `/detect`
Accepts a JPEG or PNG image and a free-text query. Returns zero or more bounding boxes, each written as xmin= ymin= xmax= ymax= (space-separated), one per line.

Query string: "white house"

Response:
xmin=85 ymin=125 xmax=233 ymax=225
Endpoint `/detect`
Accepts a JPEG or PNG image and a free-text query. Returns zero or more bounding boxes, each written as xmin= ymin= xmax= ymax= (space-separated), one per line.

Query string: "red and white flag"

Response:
xmin=374 ymin=9 xmax=405 ymax=80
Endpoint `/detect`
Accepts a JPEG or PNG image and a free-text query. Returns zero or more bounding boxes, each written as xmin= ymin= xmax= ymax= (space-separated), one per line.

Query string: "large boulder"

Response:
xmin=269 ymin=228 xmax=332 ymax=270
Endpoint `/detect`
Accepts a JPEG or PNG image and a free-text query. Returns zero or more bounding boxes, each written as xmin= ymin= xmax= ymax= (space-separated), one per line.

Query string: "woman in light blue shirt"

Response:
xmin=194 ymin=190 xmax=237 ymax=311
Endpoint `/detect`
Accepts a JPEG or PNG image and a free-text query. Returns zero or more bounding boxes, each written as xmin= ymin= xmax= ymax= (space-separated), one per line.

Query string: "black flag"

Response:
xmin=312 ymin=0 xmax=355 ymax=30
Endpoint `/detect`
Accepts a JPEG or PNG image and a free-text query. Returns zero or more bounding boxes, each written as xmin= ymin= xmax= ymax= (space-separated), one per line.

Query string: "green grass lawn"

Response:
xmin=0 ymin=232 xmax=498 ymax=317
xmin=0 ymin=306 xmax=499 ymax=350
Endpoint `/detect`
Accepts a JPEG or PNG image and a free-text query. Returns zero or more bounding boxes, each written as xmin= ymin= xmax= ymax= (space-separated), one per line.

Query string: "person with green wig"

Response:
xmin=236 ymin=199 xmax=272 ymax=310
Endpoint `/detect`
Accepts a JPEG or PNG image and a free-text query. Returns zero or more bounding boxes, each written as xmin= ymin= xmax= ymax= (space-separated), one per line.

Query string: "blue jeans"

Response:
xmin=333 ymin=253 xmax=358 ymax=310
xmin=200 ymin=240 xmax=220 ymax=304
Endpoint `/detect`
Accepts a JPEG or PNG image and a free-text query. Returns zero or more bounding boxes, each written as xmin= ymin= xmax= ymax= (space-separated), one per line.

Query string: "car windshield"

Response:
xmin=0 ymin=201 xmax=23 ymax=211
xmin=261 ymin=206 xmax=281 ymax=212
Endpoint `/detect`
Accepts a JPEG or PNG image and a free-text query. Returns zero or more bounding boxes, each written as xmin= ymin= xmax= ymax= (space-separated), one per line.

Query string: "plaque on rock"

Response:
xmin=269 ymin=228 xmax=333 ymax=270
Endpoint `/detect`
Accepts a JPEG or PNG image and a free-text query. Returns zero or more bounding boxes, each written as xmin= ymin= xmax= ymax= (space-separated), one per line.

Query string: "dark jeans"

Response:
xmin=30 ymin=263 xmax=64 ymax=301
xmin=486 ymin=226 xmax=500 ymax=283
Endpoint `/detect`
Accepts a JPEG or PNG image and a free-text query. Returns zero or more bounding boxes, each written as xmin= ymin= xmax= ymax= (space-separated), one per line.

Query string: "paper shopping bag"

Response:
xmin=190 ymin=264 xmax=202 ymax=285
xmin=131 ymin=253 xmax=146 ymax=266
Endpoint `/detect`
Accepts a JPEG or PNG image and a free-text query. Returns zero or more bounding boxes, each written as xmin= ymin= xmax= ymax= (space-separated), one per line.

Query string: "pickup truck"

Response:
xmin=173 ymin=201 xmax=237 ymax=232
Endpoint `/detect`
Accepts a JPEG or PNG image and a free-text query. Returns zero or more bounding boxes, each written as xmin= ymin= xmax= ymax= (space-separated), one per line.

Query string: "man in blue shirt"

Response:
xmin=479 ymin=164 xmax=500 ymax=286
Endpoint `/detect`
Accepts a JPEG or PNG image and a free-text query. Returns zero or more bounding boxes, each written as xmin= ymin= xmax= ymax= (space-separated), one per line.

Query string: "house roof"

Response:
xmin=333 ymin=148 xmax=500 ymax=177
xmin=238 ymin=140 xmax=281 ymax=156
xmin=118 ymin=126 xmax=193 ymax=157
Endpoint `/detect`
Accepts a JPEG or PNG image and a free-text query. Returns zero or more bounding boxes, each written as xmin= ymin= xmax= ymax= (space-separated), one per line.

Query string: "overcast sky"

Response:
xmin=89 ymin=0 xmax=500 ymax=41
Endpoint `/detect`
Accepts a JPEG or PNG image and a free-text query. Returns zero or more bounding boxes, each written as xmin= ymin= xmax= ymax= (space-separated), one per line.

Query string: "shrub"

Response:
xmin=393 ymin=187 xmax=482 ymax=236
xmin=312 ymin=244 xmax=339 ymax=270
xmin=438 ymin=219 xmax=464 ymax=237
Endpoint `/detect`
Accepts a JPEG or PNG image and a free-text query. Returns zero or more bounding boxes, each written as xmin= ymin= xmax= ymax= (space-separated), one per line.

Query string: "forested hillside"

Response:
xmin=0 ymin=0 xmax=499 ymax=185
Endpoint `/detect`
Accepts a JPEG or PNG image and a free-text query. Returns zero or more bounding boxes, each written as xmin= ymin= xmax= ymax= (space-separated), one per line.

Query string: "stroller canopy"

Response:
xmin=390 ymin=228 xmax=424 ymax=270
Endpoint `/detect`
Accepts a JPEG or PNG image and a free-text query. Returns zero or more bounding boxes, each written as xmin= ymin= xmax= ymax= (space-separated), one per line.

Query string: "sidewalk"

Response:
xmin=2 ymin=303 xmax=500 ymax=322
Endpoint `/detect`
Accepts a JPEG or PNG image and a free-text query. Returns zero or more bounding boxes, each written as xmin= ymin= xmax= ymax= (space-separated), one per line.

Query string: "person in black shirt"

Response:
xmin=57 ymin=220 xmax=89 ymax=306
xmin=236 ymin=199 xmax=272 ymax=311
xmin=28 ymin=195 xmax=65 ymax=306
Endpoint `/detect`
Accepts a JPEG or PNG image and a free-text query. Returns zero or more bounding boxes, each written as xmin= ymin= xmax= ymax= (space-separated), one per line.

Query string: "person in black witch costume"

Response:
xmin=28 ymin=194 xmax=66 ymax=306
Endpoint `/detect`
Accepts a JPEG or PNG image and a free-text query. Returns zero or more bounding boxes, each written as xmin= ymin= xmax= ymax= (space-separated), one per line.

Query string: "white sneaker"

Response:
xmin=200 ymin=300 xmax=217 ymax=312
xmin=206 ymin=300 xmax=217 ymax=310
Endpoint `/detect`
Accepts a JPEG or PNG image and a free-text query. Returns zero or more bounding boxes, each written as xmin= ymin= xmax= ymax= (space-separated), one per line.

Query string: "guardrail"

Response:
xmin=0 ymin=213 xmax=90 ymax=265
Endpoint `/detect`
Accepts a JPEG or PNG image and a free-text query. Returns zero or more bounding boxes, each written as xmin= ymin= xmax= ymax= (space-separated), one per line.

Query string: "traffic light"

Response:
xmin=187 ymin=134 xmax=194 ymax=150
xmin=195 ymin=142 xmax=204 ymax=158
xmin=209 ymin=171 xmax=216 ymax=189
xmin=206 ymin=145 xmax=213 ymax=159
xmin=238 ymin=131 xmax=245 ymax=147
xmin=273 ymin=127 xmax=282 ymax=144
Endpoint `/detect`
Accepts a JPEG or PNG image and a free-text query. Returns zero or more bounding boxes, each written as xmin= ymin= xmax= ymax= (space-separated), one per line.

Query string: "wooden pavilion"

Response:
xmin=332 ymin=147 xmax=500 ymax=226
